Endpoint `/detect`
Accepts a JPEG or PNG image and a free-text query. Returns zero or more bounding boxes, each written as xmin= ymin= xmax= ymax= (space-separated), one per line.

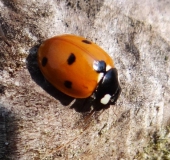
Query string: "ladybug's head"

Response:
xmin=93 ymin=68 xmax=121 ymax=110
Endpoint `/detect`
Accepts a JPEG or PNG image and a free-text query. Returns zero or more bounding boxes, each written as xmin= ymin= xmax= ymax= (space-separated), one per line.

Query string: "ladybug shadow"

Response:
xmin=26 ymin=45 xmax=92 ymax=112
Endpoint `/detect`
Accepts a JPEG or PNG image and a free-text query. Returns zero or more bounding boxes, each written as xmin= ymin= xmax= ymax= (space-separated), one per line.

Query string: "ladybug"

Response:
xmin=37 ymin=34 xmax=121 ymax=110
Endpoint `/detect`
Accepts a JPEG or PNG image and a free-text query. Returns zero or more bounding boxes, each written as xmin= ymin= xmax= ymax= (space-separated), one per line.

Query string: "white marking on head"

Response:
xmin=106 ymin=65 xmax=111 ymax=71
xmin=97 ymin=73 xmax=104 ymax=83
xmin=93 ymin=61 xmax=99 ymax=71
xmin=100 ymin=94 xmax=111 ymax=105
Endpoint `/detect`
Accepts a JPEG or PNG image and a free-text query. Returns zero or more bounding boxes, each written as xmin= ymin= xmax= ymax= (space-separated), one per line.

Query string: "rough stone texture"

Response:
xmin=0 ymin=0 xmax=170 ymax=159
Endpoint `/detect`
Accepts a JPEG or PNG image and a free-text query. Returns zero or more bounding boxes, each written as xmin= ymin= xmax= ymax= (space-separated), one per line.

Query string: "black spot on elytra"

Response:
xmin=82 ymin=39 xmax=92 ymax=44
xmin=64 ymin=81 xmax=72 ymax=89
xmin=42 ymin=57 xmax=48 ymax=67
xmin=67 ymin=53 xmax=76 ymax=65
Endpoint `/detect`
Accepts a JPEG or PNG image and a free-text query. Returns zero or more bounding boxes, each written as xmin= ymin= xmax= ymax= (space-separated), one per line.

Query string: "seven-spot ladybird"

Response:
xmin=37 ymin=34 xmax=121 ymax=110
